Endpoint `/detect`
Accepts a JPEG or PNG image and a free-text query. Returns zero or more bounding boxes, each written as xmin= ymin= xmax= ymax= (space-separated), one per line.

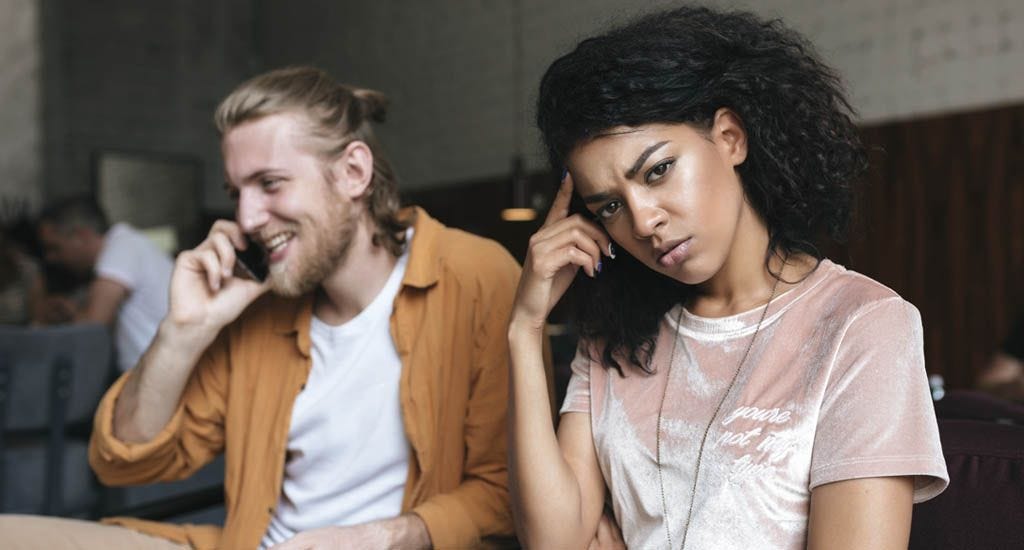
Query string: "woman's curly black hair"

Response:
xmin=536 ymin=5 xmax=868 ymax=374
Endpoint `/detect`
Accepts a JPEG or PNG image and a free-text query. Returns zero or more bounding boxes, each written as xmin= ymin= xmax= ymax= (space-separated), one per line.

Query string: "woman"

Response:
xmin=508 ymin=6 xmax=948 ymax=549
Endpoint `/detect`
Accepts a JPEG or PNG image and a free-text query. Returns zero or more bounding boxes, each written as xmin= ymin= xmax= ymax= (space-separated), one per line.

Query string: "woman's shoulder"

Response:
xmin=803 ymin=259 xmax=920 ymax=328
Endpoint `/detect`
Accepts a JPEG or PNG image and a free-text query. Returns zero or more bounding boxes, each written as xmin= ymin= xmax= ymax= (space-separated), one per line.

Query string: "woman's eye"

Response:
xmin=597 ymin=200 xmax=622 ymax=220
xmin=645 ymin=159 xmax=674 ymax=183
xmin=261 ymin=178 xmax=281 ymax=191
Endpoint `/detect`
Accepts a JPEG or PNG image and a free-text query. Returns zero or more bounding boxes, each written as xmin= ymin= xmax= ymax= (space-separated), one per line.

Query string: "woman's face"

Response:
xmin=566 ymin=113 xmax=753 ymax=286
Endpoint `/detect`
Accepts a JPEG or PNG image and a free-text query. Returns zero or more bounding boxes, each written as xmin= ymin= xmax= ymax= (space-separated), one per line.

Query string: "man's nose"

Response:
xmin=236 ymin=189 xmax=270 ymax=234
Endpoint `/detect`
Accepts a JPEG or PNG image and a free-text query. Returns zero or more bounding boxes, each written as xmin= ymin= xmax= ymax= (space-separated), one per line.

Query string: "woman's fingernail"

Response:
xmin=596 ymin=260 xmax=603 ymax=273
xmin=561 ymin=167 xmax=568 ymax=181
xmin=607 ymin=243 xmax=616 ymax=259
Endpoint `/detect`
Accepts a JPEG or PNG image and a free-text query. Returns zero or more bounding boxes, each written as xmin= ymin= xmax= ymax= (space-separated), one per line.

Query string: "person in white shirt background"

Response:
xmin=37 ymin=196 xmax=173 ymax=372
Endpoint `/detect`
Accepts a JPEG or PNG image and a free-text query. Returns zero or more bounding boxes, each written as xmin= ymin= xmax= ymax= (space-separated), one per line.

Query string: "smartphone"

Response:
xmin=234 ymin=235 xmax=268 ymax=282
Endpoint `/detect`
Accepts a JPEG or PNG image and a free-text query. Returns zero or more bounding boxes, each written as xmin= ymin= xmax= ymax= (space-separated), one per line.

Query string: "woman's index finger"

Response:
xmin=543 ymin=171 xmax=575 ymax=227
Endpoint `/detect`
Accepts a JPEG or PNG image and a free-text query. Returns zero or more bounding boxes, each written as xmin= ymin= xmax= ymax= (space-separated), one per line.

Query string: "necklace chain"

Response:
xmin=656 ymin=268 xmax=784 ymax=550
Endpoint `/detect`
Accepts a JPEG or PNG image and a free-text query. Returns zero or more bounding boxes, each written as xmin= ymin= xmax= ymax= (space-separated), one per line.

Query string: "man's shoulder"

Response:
xmin=433 ymin=224 xmax=515 ymax=261
xmin=105 ymin=223 xmax=145 ymax=246
xmin=95 ymin=224 xmax=173 ymax=288
xmin=428 ymin=224 xmax=520 ymax=285
xmin=103 ymin=223 xmax=170 ymax=260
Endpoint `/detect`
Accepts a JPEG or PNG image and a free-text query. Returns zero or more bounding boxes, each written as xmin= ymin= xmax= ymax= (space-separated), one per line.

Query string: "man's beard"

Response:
xmin=268 ymin=191 xmax=356 ymax=297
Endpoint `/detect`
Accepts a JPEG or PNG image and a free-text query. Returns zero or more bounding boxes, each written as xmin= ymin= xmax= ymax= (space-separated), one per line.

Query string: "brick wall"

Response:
xmin=29 ymin=0 xmax=1024 ymax=206
xmin=0 ymin=0 xmax=40 ymax=210
xmin=40 ymin=0 xmax=257 ymax=212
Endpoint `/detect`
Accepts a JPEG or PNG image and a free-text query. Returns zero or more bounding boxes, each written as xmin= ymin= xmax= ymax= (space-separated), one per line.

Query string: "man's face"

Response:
xmin=39 ymin=222 xmax=94 ymax=275
xmin=221 ymin=112 xmax=357 ymax=297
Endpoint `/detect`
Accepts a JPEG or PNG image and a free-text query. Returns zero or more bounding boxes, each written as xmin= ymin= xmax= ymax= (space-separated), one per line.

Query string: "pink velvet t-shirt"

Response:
xmin=561 ymin=260 xmax=948 ymax=549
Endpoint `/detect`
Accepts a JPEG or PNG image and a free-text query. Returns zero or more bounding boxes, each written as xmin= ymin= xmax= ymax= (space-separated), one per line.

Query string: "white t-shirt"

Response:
xmin=561 ymin=260 xmax=948 ymax=549
xmin=94 ymin=223 xmax=173 ymax=371
xmin=261 ymin=246 xmax=411 ymax=548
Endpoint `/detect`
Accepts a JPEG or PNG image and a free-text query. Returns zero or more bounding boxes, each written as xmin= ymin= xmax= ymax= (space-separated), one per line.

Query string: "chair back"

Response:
xmin=934 ymin=389 xmax=1024 ymax=425
xmin=909 ymin=418 xmax=1024 ymax=549
xmin=0 ymin=323 xmax=115 ymax=516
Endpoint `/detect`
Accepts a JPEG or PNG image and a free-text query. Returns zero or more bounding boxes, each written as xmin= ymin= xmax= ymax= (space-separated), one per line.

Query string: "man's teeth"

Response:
xmin=264 ymin=233 xmax=292 ymax=253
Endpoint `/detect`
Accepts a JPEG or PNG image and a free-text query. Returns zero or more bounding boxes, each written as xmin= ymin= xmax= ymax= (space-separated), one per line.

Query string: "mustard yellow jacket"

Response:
xmin=90 ymin=208 xmax=523 ymax=549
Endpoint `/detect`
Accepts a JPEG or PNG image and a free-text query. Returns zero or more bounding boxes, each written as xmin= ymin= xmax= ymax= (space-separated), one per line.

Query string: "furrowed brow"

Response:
xmin=624 ymin=141 xmax=669 ymax=179
xmin=582 ymin=192 xmax=613 ymax=205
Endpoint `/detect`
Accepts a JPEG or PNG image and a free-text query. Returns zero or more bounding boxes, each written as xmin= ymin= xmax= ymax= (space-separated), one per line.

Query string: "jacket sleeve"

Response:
xmin=411 ymin=247 xmax=534 ymax=548
xmin=88 ymin=330 xmax=230 ymax=486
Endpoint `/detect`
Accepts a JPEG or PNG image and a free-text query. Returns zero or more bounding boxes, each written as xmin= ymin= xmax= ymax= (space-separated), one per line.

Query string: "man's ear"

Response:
xmin=711 ymin=107 xmax=748 ymax=167
xmin=329 ymin=141 xmax=374 ymax=199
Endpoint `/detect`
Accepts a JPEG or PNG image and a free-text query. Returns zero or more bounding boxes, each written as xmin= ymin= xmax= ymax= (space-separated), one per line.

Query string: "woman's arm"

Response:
xmin=509 ymin=174 xmax=613 ymax=548
xmin=806 ymin=476 xmax=914 ymax=550
xmin=509 ymin=323 xmax=607 ymax=548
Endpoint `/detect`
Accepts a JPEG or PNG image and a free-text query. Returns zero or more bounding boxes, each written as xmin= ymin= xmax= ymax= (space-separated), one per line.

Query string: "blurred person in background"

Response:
xmin=0 ymin=204 xmax=43 ymax=325
xmin=35 ymin=196 xmax=173 ymax=371
xmin=976 ymin=311 xmax=1024 ymax=401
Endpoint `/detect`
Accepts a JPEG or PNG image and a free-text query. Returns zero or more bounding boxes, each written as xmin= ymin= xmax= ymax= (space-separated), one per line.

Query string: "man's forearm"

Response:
xmin=111 ymin=320 xmax=218 ymax=443
xmin=275 ymin=514 xmax=432 ymax=549
xmin=386 ymin=514 xmax=432 ymax=549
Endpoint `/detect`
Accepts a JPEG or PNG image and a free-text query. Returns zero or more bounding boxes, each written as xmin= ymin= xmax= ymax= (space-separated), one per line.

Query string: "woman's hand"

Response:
xmin=510 ymin=172 xmax=612 ymax=331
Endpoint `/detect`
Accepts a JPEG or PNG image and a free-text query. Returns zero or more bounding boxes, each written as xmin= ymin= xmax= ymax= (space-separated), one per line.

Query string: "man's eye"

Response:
xmin=645 ymin=159 xmax=674 ymax=183
xmin=597 ymin=201 xmax=622 ymax=220
xmin=261 ymin=178 xmax=280 ymax=190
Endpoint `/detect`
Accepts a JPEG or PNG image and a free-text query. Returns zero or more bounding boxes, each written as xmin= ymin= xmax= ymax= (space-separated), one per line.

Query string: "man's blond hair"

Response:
xmin=215 ymin=66 xmax=408 ymax=256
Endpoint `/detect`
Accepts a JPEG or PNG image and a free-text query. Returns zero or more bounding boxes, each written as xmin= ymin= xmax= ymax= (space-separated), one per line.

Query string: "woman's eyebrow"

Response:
xmin=582 ymin=191 xmax=613 ymax=205
xmin=625 ymin=141 xmax=669 ymax=179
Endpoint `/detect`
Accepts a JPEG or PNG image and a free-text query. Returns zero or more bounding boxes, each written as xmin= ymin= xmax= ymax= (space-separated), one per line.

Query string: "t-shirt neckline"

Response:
xmin=666 ymin=259 xmax=841 ymax=339
xmin=311 ymin=228 xmax=413 ymax=338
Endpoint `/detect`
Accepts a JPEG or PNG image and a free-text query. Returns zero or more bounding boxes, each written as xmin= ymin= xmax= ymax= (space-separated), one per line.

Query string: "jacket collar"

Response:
xmin=399 ymin=206 xmax=442 ymax=290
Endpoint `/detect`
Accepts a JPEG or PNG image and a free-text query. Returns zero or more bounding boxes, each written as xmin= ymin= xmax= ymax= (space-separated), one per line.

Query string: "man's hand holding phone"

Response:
xmin=166 ymin=220 xmax=271 ymax=339
xmin=113 ymin=219 xmax=272 ymax=444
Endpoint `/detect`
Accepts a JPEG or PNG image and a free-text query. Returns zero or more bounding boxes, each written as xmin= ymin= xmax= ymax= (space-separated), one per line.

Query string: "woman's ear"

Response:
xmin=330 ymin=140 xmax=374 ymax=199
xmin=712 ymin=107 xmax=748 ymax=167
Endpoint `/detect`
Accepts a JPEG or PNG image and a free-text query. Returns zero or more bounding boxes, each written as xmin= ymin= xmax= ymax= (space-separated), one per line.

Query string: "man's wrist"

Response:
xmin=156 ymin=318 xmax=220 ymax=357
xmin=390 ymin=513 xmax=431 ymax=549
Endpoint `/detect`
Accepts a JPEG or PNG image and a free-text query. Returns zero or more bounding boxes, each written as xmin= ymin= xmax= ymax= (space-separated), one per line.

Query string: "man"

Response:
xmin=5 ymin=66 xmax=521 ymax=549
xmin=36 ymin=197 xmax=173 ymax=371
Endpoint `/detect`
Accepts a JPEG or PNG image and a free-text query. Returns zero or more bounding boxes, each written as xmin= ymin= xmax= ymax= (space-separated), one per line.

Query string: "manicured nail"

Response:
xmin=561 ymin=167 xmax=568 ymax=181
xmin=596 ymin=260 xmax=603 ymax=273
xmin=607 ymin=243 xmax=616 ymax=259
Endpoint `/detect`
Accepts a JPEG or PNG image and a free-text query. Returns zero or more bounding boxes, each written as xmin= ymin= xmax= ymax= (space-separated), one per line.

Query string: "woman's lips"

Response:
xmin=657 ymin=238 xmax=692 ymax=267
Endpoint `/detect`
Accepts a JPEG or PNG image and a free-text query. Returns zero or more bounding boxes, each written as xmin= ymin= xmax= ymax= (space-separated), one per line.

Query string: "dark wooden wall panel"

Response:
xmin=849 ymin=104 xmax=1024 ymax=389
